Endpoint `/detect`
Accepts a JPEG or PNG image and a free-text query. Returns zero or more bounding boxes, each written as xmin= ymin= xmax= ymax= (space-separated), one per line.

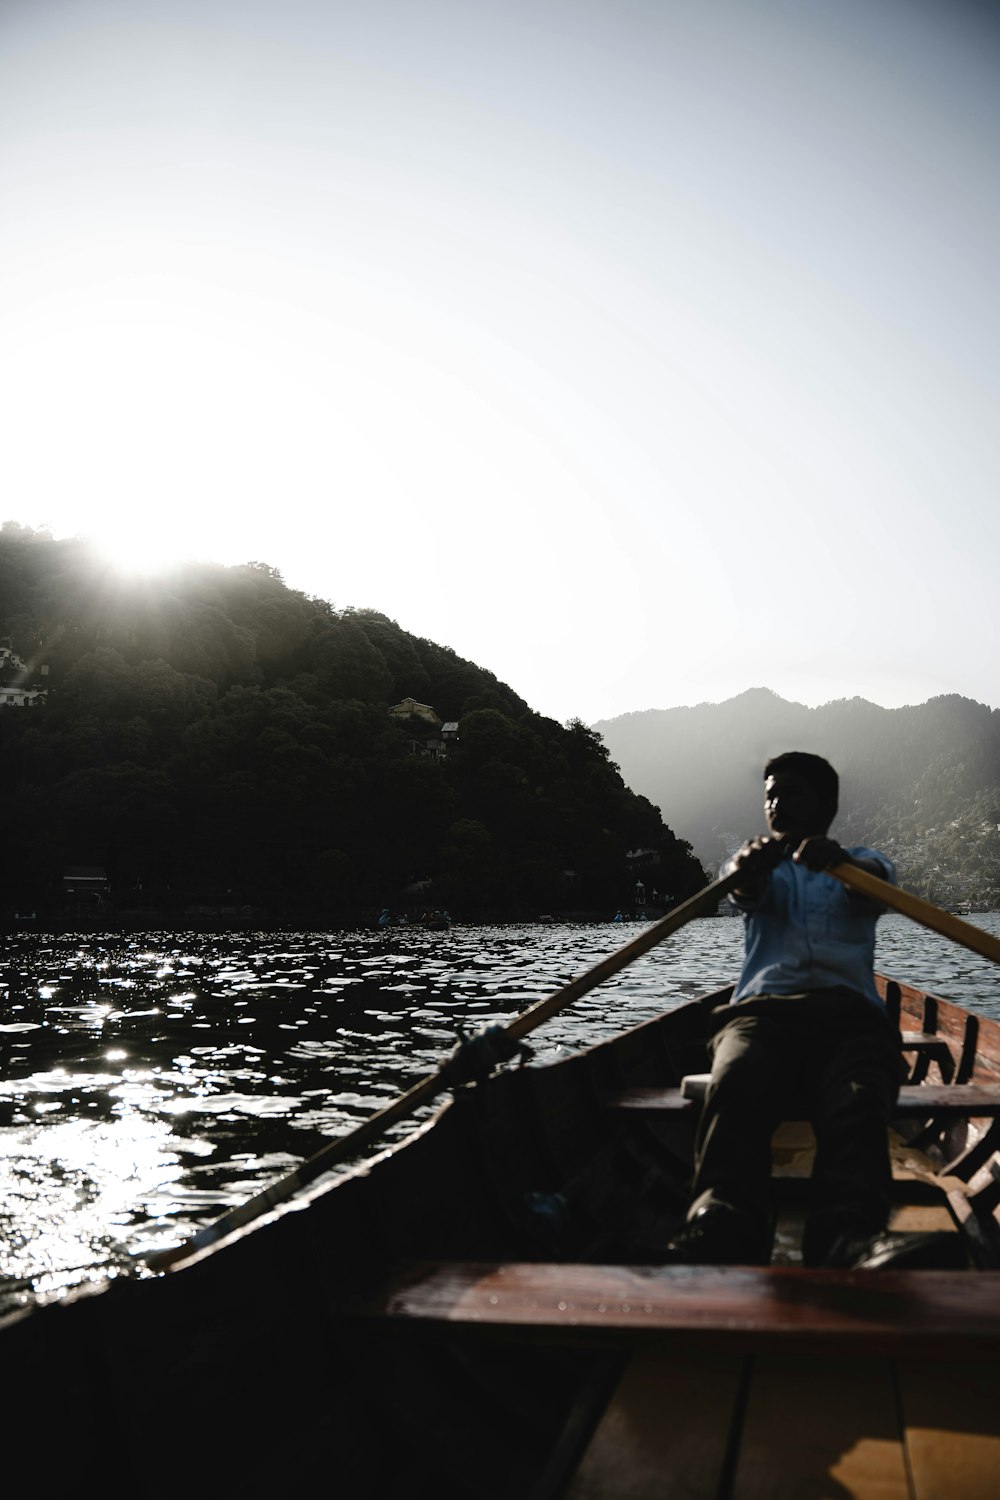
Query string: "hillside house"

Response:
xmin=0 ymin=644 xmax=48 ymax=706
xmin=389 ymin=698 xmax=450 ymax=758
xmin=388 ymin=698 xmax=442 ymax=727
xmin=63 ymin=866 xmax=110 ymax=907
xmin=0 ymin=687 xmax=45 ymax=707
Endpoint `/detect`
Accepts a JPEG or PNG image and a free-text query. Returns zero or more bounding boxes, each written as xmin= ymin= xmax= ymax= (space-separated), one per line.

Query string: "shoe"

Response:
xmin=824 ymin=1230 xmax=970 ymax=1270
xmin=660 ymin=1206 xmax=768 ymax=1266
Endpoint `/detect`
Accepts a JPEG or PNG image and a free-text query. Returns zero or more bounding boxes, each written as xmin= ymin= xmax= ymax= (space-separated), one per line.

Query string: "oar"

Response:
xmin=829 ymin=862 xmax=1000 ymax=966
xmin=145 ymin=871 xmax=742 ymax=1272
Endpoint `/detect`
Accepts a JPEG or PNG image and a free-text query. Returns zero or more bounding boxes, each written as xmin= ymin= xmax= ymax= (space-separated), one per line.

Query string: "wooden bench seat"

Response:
xmin=364 ymin=1260 xmax=1000 ymax=1496
xmin=612 ymin=1075 xmax=1000 ymax=1266
xmin=610 ymin=1077 xmax=1000 ymax=1118
xmin=361 ymin=1259 xmax=1000 ymax=1356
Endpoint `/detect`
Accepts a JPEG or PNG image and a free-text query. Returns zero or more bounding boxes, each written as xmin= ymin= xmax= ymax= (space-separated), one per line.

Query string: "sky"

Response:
xmin=1 ymin=0 xmax=998 ymax=725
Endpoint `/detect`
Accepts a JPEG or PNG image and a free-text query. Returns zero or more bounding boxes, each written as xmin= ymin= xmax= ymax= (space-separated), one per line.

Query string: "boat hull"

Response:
xmin=4 ymin=974 xmax=1000 ymax=1496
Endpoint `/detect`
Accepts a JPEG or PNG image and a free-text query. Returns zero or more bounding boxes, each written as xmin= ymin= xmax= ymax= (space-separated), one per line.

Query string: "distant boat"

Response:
xmin=415 ymin=909 xmax=452 ymax=931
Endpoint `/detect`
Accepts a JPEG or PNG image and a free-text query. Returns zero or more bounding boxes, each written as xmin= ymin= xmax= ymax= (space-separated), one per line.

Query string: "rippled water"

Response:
xmin=1 ymin=912 xmax=997 ymax=1306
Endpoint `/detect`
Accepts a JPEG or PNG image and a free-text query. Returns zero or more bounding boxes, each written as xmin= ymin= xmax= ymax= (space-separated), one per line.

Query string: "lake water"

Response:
xmin=1 ymin=912 xmax=997 ymax=1308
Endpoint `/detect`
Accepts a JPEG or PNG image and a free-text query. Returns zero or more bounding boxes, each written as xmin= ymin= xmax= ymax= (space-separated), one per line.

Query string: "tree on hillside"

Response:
xmin=0 ymin=526 xmax=706 ymax=919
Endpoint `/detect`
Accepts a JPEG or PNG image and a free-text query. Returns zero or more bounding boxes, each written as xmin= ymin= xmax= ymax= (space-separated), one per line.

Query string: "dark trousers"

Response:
xmin=688 ymin=991 xmax=902 ymax=1265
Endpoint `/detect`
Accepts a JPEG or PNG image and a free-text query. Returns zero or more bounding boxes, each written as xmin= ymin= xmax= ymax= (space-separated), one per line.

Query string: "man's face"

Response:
xmin=764 ymin=772 xmax=828 ymax=840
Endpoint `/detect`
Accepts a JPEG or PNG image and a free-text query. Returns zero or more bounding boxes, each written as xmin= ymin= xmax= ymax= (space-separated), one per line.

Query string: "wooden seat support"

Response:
xmin=900 ymin=1031 xmax=956 ymax=1083
xmin=884 ymin=981 xmax=980 ymax=1088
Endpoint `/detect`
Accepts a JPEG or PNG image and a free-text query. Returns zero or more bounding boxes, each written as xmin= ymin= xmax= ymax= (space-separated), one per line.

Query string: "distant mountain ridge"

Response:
xmin=593 ymin=688 xmax=1000 ymax=906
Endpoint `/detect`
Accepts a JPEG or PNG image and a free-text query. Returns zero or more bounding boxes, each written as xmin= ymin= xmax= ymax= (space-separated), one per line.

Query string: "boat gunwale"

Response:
xmin=152 ymin=973 xmax=1000 ymax=1274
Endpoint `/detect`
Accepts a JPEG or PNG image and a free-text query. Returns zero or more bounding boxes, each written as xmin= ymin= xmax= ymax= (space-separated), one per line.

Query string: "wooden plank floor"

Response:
xmin=564 ymin=1348 xmax=745 ymax=1500
xmin=733 ymin=1355 xmax=909 ymax=1499
xmin=565 ymin=1351 xmax=1000 ymax=1499
xmin=897 ymin=1360 xmax=1000 ymax=1500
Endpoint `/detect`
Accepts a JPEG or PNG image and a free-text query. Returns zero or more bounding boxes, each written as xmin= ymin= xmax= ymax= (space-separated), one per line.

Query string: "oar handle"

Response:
xmin=829 ymin=862 xmax=1000 ymax=966
xmin=146 ymin=873 xmax=738 ymax=1273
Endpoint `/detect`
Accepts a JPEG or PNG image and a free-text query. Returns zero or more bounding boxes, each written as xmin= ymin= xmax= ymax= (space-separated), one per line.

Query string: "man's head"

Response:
xmin=763 ymin=752 xmax=838 ymax=840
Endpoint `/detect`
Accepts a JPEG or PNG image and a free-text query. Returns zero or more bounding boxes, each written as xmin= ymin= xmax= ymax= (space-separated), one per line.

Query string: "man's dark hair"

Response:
xmin=764 ymin=751 xmax=839 ymax=823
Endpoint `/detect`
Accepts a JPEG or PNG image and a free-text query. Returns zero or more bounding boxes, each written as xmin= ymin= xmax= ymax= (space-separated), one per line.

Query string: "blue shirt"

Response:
xmin=728 ymin=847 xmax=895 ymax=1007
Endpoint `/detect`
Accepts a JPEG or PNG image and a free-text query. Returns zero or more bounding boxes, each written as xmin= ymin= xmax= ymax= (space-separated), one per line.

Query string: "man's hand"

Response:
xmin=727 ymin=835 xmax=790 ymax=893
xmin=793 ymin=838 xmax=887 ymax=887
xmin=791 ymin=836 xmax=844 ymax=871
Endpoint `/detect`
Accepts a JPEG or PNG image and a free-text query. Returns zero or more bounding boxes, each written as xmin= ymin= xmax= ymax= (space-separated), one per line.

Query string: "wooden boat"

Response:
xmin=3 ymin=972 xmax=1000 ymax=1497
xmin=415 ymin=907 xmax=453 ymax=930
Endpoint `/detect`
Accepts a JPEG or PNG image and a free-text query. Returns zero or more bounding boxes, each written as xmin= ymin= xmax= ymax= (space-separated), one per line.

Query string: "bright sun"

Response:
xmin=90 ymin=524 xmax=196 ymax=578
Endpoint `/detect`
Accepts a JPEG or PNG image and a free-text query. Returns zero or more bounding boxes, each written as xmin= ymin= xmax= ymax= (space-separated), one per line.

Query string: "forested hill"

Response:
xmin=594 ymin=688 xmax=1000 ymax=907
xmin=0 ymin=524 xmax=706 ymax=922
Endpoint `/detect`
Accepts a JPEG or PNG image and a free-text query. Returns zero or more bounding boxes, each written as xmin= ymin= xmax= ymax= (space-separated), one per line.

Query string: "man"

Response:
xmin=663 ymin=751 xmax=958 ymax=1269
